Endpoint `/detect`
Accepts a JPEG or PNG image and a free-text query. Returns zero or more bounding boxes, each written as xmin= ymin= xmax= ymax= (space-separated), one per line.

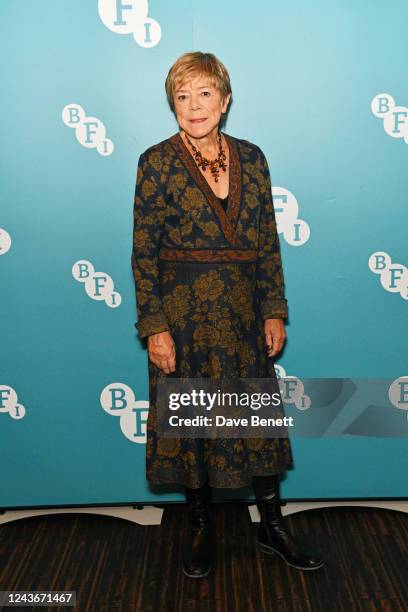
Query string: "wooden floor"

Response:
xmin=0 ymin=503 xmax=407 ymax=611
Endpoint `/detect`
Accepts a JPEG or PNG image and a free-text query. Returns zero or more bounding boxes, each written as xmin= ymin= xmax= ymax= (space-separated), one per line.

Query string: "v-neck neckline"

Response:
xmin=167 ymin=131 xmax=243 ymax=247
xmin=178 ymin=130 xmax=231 ymax=200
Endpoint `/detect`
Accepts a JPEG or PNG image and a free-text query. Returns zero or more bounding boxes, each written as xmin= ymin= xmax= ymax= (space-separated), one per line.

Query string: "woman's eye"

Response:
xmin=177 ymin=95 xmax=187 ymax=101
xmin=202 ymin=91 xmax=210 ymax=96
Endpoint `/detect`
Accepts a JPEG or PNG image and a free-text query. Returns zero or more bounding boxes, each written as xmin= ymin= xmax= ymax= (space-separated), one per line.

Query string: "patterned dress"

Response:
xmin=131 ymin=131 xmax=294 ymax=488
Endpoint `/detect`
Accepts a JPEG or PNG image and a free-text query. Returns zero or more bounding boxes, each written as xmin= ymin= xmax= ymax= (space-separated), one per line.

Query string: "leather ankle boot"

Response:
xmin=253 ymin=474 xmax=324 ymax=571
xmin=182 ymin=482 xmax=213 ymax=578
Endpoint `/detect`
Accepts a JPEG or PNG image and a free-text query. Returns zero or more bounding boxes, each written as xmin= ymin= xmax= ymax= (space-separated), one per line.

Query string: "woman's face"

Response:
xmin=173 ymin=74 xmax=231 ymax=140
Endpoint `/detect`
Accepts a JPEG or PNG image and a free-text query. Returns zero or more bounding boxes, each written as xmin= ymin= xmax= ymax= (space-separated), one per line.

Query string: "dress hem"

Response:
xmin=146 ymin=465 xmax=293 ymax=490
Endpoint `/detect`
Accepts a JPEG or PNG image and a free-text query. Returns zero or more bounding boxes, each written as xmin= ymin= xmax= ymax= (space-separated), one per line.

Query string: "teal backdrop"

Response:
xmin=1 ymin=0 xmax=407 ymax=508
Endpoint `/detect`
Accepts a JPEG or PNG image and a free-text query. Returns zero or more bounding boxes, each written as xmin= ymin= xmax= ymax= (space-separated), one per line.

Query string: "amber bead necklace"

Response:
xmin=183 ymin=130 xmax=227 ymax=183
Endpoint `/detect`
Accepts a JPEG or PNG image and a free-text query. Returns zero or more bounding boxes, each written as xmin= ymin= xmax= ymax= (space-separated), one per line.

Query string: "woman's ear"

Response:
xmin=222 ymin=93 xmax=232 ymax=113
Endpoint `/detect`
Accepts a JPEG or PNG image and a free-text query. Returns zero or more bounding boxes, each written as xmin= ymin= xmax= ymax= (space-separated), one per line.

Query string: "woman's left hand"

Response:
xmin=264 ymin=318 xmax=286 ymax=358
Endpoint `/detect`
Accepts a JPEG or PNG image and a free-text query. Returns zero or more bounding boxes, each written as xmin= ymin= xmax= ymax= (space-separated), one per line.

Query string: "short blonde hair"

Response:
xmin=165 ymin=51 xmax=232 ymax=113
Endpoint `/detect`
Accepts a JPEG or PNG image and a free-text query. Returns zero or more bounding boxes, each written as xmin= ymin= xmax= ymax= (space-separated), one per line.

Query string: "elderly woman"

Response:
xmin=131 ymin=51 xmax=323 ymax=577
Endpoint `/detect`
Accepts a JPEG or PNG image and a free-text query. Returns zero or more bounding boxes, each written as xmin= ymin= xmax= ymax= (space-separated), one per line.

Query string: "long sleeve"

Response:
xmin=255 ymin=149 xmax=289 ymax=320
xmin=131 ymin=151 xmax=170 ymax=339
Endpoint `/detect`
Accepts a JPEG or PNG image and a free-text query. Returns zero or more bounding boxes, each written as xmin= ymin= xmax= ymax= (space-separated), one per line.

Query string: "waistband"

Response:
xmin=159 ymin=248 xmax=258 ymax=263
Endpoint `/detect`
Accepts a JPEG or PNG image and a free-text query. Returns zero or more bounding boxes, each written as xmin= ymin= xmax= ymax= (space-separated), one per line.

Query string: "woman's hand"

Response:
xmin=147 ymin=331 xmax=176 ymax=374
xmin=264 ymin=318 xmax=286 ymax=358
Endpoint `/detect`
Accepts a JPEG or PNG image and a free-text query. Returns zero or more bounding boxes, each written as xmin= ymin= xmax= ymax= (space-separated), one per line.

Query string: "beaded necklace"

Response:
xmin=183 ymin=130 xmax=227 ymax=183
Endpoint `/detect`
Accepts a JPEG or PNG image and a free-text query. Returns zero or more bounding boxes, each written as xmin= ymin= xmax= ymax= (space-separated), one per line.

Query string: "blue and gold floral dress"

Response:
xmin=131 ymin=131 xmax=294 ymax=488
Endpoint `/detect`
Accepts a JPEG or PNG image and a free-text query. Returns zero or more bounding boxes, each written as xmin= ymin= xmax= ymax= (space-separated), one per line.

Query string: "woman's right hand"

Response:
xmin=147 ymin=331 xmax=176 ymax=374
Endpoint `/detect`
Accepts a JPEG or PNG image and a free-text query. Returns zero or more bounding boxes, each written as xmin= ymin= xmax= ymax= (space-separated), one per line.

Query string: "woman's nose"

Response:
xmin=189 ymin=95 xmax=201 ymax=110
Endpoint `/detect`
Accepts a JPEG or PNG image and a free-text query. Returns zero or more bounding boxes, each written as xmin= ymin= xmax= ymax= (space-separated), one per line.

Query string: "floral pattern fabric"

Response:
xmin=131 ymin=131 xmax=294 ymax=488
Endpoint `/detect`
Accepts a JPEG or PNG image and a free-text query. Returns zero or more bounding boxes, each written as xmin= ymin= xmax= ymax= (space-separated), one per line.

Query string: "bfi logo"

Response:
xmin=368 ymin=251 xmax=408 ymax=301
xmin=371 ymin=93 xmax=408 ymax=144
xmin=62 ymin=104 xmax=114 ymax=156
xmin=274 ymin=365 xmax=311 ymax=411
xmin=98 ymin=0 xmax=162 ymax=48
xmin=272 ymin=187 xmax=310 ymax=246
xmin=100 ymin=382 xmax=149 ymax=443
xmin=72 ymin=260 xmax=122 ymax=308
xmin=0 ymin=386 xmax=26 ymax=420
xmin=0 ymin=228 xmax=11 ymax=255
xmin=388 ymin=377 xmax=408 ymax=421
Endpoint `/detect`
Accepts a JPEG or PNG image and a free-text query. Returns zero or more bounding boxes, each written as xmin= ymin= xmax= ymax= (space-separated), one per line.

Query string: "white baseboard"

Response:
xmin=1 ymin=500 xmax=407 ymax=527
xmin=0 ymin=505 xmax=163 ymax=526
xmin=248 ymin=500 xmax=408 ymax=522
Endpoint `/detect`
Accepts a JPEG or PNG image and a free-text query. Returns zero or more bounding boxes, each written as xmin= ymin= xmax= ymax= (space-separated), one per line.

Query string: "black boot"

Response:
xmin=182 ymin=481 xmax=213 ymax=578
xmin=253 ymin=474 xmax=324 ymax=571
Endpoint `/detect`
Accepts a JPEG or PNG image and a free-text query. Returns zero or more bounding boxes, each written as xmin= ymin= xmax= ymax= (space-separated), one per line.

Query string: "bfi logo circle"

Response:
xmin=371 ymin=93 xmax=408 ymax=144
xmin=100 ymin=382 xmax=149 ymax=443
xmin=0 ymin=228 xmax=11 ymax=255
xmin=273 ymin=187 xmax=310 ymax=246
xmin=72 ymin=260 xmax=122 ymax=308
xmin=62 ymin=104 xmax=114 ymax=156
xmin=0 ymin=386 xmax=26 ymax=420
xmin=98 ymin=0 xmax=162 ymax=48
xmin=274 ymin=365 xmax=311 ymax=410
xmin=368 ymin=251 xmax=408 ymax=301
xmin=388 ymin=377 xmax=408 ymax=421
